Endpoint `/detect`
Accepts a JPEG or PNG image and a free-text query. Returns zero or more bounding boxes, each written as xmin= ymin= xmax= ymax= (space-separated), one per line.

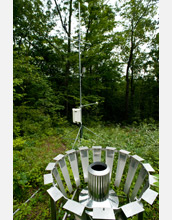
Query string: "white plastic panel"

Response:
xmin=47 ymin=186 xmax=63 ymax=202
xmin=72 ymin=108 xmax=81 ymax=124
xmin=132 ymin=155 xmax=144 ymax=162
xmin=143 ymin=163 xmax=155 ymax=172
xmin=53 ymin=154 xmax=64 ymax=161
xmin=45 ymin=162 xmax=56 ymax=171
xmin=120 ymin=149 xmax=130 ymax=155
xmin=141 ymin=188 xmax=158 ymax=205
xmin=63 ymin=199 xmax=85 ymax=216
xmin=44 ymin=173 xmax=53 ymax=185
xmin=149 ymin=175 xmax=158 ymax=186
xmin=121 ymin=201 xmax=144 ymax=218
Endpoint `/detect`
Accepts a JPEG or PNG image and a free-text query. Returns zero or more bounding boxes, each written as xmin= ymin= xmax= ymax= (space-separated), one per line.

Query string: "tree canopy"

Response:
xmin=13 ymin=0 xmax=159 ymax=137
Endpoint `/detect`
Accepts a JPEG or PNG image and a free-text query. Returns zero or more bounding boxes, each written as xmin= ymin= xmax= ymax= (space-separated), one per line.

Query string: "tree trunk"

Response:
xmin=124 ymin=19 xmax=134 ymax=121
xmin=130 ymin=64 xmax=135 ymax=119
xmin=54 ymin=0 xmax=72 ymax=118
xmin=65 ymin=0 xmax=73 ymax=118
xmin=125 ymin=45 xmax=133 ymax=121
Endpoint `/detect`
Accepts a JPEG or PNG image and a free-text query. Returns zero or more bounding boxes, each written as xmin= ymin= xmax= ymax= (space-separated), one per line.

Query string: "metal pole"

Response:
xmin=117 ymin=212 xmax=127 ymax=220
xmin=79 ymin=2 xmax=81 ymax=108
xmin=138 ymin=212 xmax=143 ymax=220
xmin=62 ymin=189 xmax=78 ymax=220
xmin=50 ymin=196 xmax=57 ymax=220
xmin=78 ymin=2 xmax=83 ymax=139
xmin=80 ymin=123 xmax=83 ymax=139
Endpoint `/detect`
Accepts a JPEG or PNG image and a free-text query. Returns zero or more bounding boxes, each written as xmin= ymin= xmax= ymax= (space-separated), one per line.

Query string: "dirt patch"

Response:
xmin=53 ymin=142 xmax=67 ymax=154
xmin=42 ymin=136 xmax=68 ymax=155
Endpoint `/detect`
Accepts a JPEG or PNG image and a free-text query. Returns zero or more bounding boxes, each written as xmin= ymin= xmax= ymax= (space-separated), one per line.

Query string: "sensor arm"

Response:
xmin=81 ymin=102 xmax=98 ymax=108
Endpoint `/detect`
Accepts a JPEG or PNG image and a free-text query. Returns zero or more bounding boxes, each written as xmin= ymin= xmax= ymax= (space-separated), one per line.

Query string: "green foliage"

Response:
xmin=13 ymin=123 xmax=159 ymax=219
xmin=13 ymin=0 xmax=159 ymax=125
xmin=13 ymin=137 xmax=26 ymax=150
xmin=13 ymin=47 xmax=65 ymax=137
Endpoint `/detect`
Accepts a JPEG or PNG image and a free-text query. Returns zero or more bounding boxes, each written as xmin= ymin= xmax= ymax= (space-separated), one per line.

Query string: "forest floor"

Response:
xmin=13 ymin=122 xmax=159 ymax=219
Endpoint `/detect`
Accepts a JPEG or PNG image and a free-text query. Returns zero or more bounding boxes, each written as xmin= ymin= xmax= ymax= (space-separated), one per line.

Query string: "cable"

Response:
xmin=13 ymin=188 xmax=41 ymax=216
xmin=61 ymin=126 xmax=79 ymax=139
xmin=83 ymin=125 xmax=107 ymax=142
xmin=72 ymin=126 xmax=81 ymax=148
xmin=82 ymin=125 xmax=122 ymax=148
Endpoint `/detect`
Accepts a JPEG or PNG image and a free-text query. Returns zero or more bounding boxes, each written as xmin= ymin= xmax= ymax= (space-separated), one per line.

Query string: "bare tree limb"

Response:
xmin=53 ymin=0 xmax=69 ymax=36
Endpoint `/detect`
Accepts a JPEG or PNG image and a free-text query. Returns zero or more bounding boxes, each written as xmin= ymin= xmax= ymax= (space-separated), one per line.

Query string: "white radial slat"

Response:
xmin=79 ymin=147 xmax=89 ymax=182
xmin=56 ymin=155 xmax=73 ymax=193
xmin=52 ymin=167 xmax=67 ymax=197
xmin=66 ymin=149 xmax=80 ymax=187
xmin=138 ymin=180 xmax=149 ymax=199
xmin=114 ymin=150 xmax=130 ymax=187
xmin=131 ymin=166 xmax=148 ymax=201
xmin=124 ymin=155 xmax=144 ymax=195
xmin=92 ymin=146 xmax=102 ymax=162
xmin=105 ymin=147 xmax=116 ymax=179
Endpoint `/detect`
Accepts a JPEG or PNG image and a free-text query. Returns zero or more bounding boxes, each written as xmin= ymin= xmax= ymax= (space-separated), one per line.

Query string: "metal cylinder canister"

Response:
xmin=88 ymin=162 xmax=110 ymax=201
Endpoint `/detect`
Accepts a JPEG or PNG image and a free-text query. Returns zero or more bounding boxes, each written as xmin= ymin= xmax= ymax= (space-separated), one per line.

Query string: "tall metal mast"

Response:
xmin=72 ymin=2 xmax=98 ymax=145
xmin=78 ymin=2 xmax=83 ymax=139
xmin=79 ymin=2 xmax=82 ymax=108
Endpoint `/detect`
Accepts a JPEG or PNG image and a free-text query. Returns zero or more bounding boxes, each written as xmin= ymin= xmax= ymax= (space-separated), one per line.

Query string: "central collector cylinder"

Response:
xmin=88 ymin=162 xmax=110 ymax=201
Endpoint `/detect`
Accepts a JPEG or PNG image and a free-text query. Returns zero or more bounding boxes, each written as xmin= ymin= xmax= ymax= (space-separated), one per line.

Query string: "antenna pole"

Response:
xmin=78 ymin=2 xmax=83 ymax=139
xmin=79 ymin=2 xmax=82 ymax=108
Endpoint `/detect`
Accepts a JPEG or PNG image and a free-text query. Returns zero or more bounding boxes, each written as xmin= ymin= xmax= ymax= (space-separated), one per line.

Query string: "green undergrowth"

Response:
xmin=13 ymin=122 xmax=159 ymax=219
